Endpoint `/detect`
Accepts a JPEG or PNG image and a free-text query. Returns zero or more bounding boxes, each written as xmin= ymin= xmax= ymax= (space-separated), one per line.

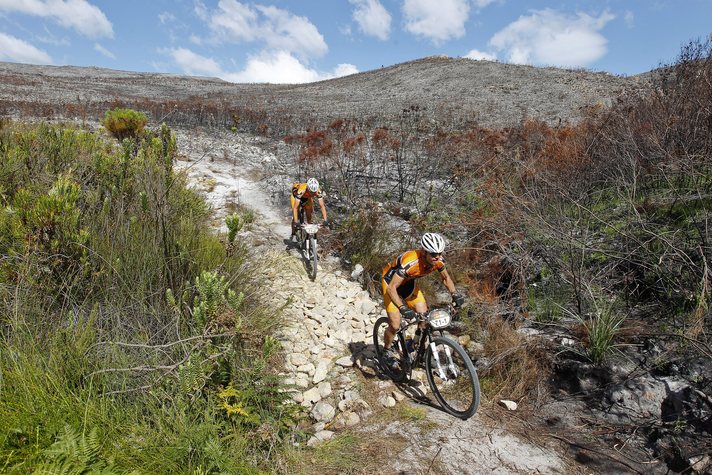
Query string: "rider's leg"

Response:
xmin=410 ymin=287 xmax=429 ymax=331
xmin=382 ymin=278 xmax=401 ymax=349
xmin=384 ymin=309 xmax=401 ymax=349
xmin=382 ymin=279 xmax=418 ymax=349
xmin=290 ymin=195 xmax=298 ymax=236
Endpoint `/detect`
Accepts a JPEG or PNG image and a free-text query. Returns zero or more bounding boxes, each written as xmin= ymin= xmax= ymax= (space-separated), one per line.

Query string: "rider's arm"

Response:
xmin=317 ymin=197 xmax=327 ymax=221
xmin=386 ymin=273 xmax=406 ymax=309
xmin=440 ymin=268 xmax=457 ymax=295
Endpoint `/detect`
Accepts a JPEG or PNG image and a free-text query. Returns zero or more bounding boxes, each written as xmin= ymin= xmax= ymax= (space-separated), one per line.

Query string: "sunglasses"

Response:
xmin=427 ymin=252 xmax=442 ymax=259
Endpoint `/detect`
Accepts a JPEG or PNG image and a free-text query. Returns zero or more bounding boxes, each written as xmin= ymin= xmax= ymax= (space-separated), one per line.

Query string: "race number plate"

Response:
xmin=429 ymin=309 xmax=451 ymax=329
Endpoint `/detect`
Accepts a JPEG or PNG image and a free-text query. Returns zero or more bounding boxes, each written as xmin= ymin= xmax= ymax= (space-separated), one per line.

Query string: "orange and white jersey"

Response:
xmin=292 ymin=183 xmax=323 ymax=201
xmin=382 ymin=249 xmax=445 ymax=285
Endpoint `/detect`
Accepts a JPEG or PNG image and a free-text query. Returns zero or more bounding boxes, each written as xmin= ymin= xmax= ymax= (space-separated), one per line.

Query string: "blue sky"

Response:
xmin=0 ymin=0 xmax=710 ymax=83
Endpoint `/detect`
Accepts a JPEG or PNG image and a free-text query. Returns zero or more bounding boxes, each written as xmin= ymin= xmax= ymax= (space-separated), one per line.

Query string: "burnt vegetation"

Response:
xmin=1 ymin=39 xmax=710 ymax=473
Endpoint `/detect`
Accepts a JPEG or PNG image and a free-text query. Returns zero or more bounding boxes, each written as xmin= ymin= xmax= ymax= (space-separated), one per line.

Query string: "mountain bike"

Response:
xmin=293 ymin=206 xmax=320 ymax=280
xmin=373 ymin=305 xmax=480 ymax=419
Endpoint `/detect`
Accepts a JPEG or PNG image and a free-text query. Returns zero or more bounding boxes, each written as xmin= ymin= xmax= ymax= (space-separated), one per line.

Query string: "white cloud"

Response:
xmin=165 ymin=47 xmax=223 ymax=77
xmin=473 ymin=0 xmax=499 ymax=9
xmin=94 ymin=42 xmax=115 ymax=59
xmin=331 ymin=63 xmax=359 ymax=78
xmin=0 ymin=32 xmax=53 ymax=64
xmin=225 ymin=51 xmax=320 ymax=83
xmin=163 ymin=47 xmax=357 ymax=84
xmin=489 ymin=9 xmax=615 ymax=68
xmin=201 ymin=0 xmax=327 ymax=59
xmin=349 ymin=0 xmax=391 ymax=40
xmin=464 ymin=49 xmax=496 ymax=61
xmin=624 ymin=10 xmax=634 ymax=28
xmin=402 ymin=0 xmax=470 ymax=44
xmin=0 ymin=0 xmax=113 ymax=38
xmin=158 ymin=11 xmax=176 ymax=25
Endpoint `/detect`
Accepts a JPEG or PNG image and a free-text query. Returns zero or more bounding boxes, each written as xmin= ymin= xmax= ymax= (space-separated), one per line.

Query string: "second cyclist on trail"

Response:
xmin=290 ymin=177 xmax=328 ymax=237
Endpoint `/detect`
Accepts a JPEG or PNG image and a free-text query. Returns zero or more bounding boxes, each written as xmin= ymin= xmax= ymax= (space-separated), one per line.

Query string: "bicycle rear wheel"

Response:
xmin=425 ymin=336 xmax=480 ymax=419
xmin=373 ymin=316 xmax=408 ymax=382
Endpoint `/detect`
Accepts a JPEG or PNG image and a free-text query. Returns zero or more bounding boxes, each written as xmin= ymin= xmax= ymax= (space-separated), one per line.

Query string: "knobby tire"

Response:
xmin=425 ymin=336 xmax=480 ymax=419
xmin=308 ymin=235 xmax=317 ymax=280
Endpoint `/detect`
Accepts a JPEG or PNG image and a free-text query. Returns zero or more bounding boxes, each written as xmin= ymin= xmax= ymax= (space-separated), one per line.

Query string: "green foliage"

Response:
xmin=101 ymin=108 xmax=148 ymax=141
xmin=225 ymin=213 xmax=242 ymax=243
xmin=192 ymin=270 xmax=244 ymax=330
xmin=32 ymin=426 xmax=126 ymax=475
xmin=527 ymin=287 xmax=563 ymax=323
xmin=570 ymin=295 xmax=626 ymax=365
xmin=334 ymin=207 xmax=403 ymax=294
xmin=0 ymin=121 xmax=296 ymax=474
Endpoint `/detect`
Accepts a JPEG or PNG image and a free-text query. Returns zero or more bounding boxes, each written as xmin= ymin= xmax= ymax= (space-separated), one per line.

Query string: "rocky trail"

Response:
xmin=173 ymin=126 xmax=580 ymax=474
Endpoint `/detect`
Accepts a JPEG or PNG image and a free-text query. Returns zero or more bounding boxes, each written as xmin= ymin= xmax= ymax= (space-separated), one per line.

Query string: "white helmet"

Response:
xmin=421 ymin=233 xmax=445 ymax=254
xmin=307 ymin=177 xmax=319 ymax=192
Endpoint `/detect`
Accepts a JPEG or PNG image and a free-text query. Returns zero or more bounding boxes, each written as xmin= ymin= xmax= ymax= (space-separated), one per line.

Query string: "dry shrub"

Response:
xmin=480 ymin=318 xmax=549 ymax=403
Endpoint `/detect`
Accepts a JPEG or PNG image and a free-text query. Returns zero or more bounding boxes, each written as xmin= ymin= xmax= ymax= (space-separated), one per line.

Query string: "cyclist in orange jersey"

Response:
xmin=291 ymin=177 xmax=328 ymax=236
xmin=381 ymin=233 xmax=465 ymax=352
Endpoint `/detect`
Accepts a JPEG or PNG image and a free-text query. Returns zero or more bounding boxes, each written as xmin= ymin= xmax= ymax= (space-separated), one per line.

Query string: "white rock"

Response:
xmin=350 ymin=264 xmax=364 ymax=280
xmin=360 ymin=300 xmax=377 ymax=315
xmin=311 ymin=401 xmax=335 ymax=422
xmin=336 ymin=355 xmax=354 ymax=367
xmin=290 ymin=353 xmax=308 ymax=366
xmin=499 ymin=399 xmax=518 ymax=411
xmin=315 ymin=429 xmax=334 ymax=441
xmin=317 ymin=381 xmax=332 ymax=398
xmin=344 ymin=412 xmax=360 ymax=426
xmin=307 ymin=430 xmax=334 ymax=446
xmin=379 ymin=396 xmax=396 ymax=408
xmin=302 ymin=387 xmax=322 ymax=404
xmin=297 ymin=363 xmax=315 ymax=376
xmin=313 ymin=360 xmax=330 ymax=384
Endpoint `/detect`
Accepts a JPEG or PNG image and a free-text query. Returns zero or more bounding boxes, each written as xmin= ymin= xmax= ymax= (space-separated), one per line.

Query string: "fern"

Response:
xmin=32 ymin=425 xmax=126 ymax=475
xmin=178 ymin=354 xmax=208 ymax=396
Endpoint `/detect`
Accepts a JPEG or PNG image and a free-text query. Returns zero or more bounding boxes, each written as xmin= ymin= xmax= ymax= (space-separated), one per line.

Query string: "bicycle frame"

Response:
xmin=394 ymin=315 xmax=432 ymax=372
xmin=394 ymin=309 xmax=459 ymax=380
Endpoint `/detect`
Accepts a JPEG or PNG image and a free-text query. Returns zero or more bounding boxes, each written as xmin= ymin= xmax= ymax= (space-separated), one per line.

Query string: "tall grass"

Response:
xmin=0 ymin=118 xmax=299 ymax=473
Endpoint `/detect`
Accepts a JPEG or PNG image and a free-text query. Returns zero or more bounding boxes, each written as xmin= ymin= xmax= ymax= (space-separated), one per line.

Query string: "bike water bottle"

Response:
xmin=405 ymin=335 xmax=414 ymax=354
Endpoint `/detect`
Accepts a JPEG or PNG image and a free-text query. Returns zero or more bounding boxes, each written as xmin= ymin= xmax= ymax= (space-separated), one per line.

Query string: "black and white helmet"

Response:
xmin=307 ymin=177 xmax=319 ymax=192
xmin=420 ymin=232 xmax=445 ymax=254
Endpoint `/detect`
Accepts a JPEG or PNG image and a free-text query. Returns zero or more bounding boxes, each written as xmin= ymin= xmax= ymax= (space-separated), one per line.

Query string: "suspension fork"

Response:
xmin=429 ymin=338 xmax=459 ymax=380
xmin=429 ymin=341 xmax=448 ymax=380
xmin=444 ymin=344 xmax=460 ymax=378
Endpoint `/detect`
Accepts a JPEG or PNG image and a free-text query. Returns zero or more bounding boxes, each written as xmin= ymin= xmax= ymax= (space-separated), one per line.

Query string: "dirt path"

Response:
xmin=174 ymin=126 xmax=580 ymax=474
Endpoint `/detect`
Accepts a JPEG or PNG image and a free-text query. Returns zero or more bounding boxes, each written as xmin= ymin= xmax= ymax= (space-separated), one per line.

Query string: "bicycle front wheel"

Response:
xmin=425 ymin=336 xmax=480 ymax=419
xmin=373 ymin=316 xmax=408 ymax=382
xmin=308 ymin=235 xmax=318 ymax=279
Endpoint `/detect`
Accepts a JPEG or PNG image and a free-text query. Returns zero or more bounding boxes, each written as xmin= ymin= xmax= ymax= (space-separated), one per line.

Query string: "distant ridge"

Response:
xmin=0 ymin=57 xmax=649 ymax=128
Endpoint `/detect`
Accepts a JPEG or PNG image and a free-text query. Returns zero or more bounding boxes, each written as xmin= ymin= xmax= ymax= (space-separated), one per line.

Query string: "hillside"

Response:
xmin=1 ymin=46 xmax=709 ymax=475
xmin=0 ymin=56 xmax=647 ymax=128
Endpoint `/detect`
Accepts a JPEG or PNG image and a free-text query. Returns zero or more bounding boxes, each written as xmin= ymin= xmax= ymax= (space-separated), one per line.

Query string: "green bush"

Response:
xmin=0 ymin=121 xmax=296 ymax=473
xmin=101 ymin=108 xmax=148 ymax=141
xmin=225 ymin=213 xmax=243 ymax=243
